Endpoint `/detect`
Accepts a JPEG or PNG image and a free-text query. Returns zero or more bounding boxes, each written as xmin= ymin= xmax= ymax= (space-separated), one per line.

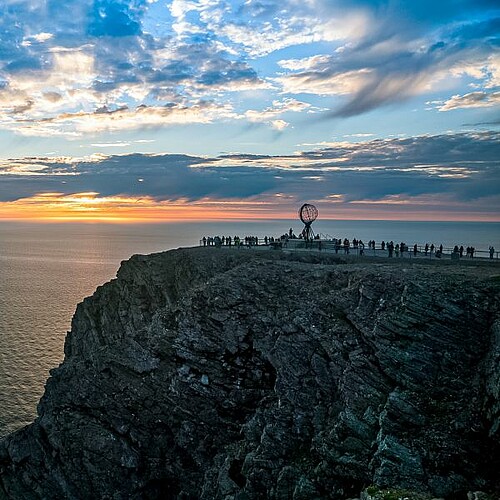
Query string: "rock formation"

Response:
xmin=1 ymin=248 xmax=499 ymax=499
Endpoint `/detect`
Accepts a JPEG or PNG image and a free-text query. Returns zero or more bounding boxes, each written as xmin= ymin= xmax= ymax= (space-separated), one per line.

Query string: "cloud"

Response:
xmin=90 ymin=142 xmax=132 ymax=148
xmin=343 ymin=133 xmax=375 ymax=138
xmin=270 ymin=120 xmax=288 ymax=131
xmin=244 ymin=98 xmax=313 ymax=129
xmin=168 ymin=1 xmax=370 ymax=57
xmin=273 ymin=8 xmax=500 ymax=116
xmin=4 ymin=101 xmax=239 ymax=137
xmin=0 ymin=0 xmax=271 ymax=137
xmin=1 ymin=132 xmax=498 ymax=222
xmin=438 ymin=91 xmax=500 ymax=110
xmin=462 ymin=119 xmax=500 ymax=126
xmin=0 ymin=0 xmax=498 ymax=137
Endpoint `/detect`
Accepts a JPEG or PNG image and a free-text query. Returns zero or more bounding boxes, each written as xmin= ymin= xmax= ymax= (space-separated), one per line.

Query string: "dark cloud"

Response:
xmin=463 ymin=118 xmax=500 ymax=126
xmin=270 ymin=1 xmax=500 ymax=117
xmin=1 ymin=133 xmax=498 ymax=210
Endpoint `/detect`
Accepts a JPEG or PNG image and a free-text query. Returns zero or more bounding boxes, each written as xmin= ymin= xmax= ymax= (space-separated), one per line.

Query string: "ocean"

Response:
xmin=1 ymin=219 xmax=499 ymax=437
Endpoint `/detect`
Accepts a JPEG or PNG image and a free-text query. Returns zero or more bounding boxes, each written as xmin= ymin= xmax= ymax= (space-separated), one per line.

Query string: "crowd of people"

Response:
xmin=201 ymin=235 xmax=282 ymax=247
xmin=201 ymin=234 xmax=496 ymax=260
xmin=328 ymin=239 xmax=495 ymax=259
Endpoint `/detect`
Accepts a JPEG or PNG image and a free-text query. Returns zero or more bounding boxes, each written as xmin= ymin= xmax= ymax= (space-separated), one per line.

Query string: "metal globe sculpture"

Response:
xmin=299 ymin=203 xmax=318 ymax=225
xmin=298 ymin=203 xmax=318 ymax=241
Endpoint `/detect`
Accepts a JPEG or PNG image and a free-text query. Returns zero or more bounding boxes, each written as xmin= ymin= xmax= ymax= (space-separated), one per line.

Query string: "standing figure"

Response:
xmin=388 ymin=241 xmax=394 ymax=257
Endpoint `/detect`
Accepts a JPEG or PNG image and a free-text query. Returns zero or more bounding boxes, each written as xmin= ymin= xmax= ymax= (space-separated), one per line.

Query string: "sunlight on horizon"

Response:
xmin=1 ymin=191 xmax=498 ymax=223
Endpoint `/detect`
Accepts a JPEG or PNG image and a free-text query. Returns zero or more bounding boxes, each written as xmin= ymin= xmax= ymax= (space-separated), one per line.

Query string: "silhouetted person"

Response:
xmin=490 ymin=246 xmax=495 ymax=259
xmin=414 ymin=244 xmax=417 ymax=256
xmin=344 ymin=238 xmax=350 ymax=254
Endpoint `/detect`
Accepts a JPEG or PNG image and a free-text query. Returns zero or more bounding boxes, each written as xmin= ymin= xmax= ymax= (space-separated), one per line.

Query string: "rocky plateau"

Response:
xmin=0 ymin=247 xmax=499 ymax=499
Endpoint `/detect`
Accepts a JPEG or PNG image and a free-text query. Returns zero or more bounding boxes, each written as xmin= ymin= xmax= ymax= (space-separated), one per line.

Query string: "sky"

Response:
xmin=0 ymin=0 xmax=499 ymax=221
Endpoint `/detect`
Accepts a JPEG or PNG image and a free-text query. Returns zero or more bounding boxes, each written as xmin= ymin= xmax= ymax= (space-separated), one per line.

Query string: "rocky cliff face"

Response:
xmin=1 ymin=248 xmax=499 ymax=500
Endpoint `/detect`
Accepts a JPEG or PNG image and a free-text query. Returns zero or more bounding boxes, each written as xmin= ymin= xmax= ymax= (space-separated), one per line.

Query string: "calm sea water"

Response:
xmin=1 ymin=220 xmax=499 ymax=437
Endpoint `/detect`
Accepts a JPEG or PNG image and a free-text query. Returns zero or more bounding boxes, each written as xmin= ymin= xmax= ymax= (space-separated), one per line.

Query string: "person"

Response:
xmin=490 ymin=246 xmax=495 ymax=259
xmin=202 ymin=236 xmax=207 ymax=246
xmin=471 ymin=246 xmax=475 ymax=258
xmin=359 ymin=240 xmax=364 ymax=255
xmin=459 ymin=245 xmax=464 ymax=258
xmin=395 ymin=243 xmax=400 ymax=258
xmin=381 ymin=241 xmax=386 ymax=251
xmin=414 ymin=244 xmax=417 ymax=257
xmin=430 ymin=243 xmax=434 ymax=254
xmin=388 ymin=241 xmax=394 ymax=257
xmin=439 ymin=244 xmax=443 ymax=254
xmin=425 ymin=243 xmax=429 ymax=256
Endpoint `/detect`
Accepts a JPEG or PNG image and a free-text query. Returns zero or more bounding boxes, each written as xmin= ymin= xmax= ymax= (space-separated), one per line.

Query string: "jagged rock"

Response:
xmin=0 ymin=248 xmax=499 ymax=499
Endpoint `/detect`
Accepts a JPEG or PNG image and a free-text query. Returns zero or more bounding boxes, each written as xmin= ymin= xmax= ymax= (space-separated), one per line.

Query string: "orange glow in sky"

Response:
xmin=0 ymin=191 xmax=498 ymax=222
xmin=0 ymin=192 xmax=285 ymax=222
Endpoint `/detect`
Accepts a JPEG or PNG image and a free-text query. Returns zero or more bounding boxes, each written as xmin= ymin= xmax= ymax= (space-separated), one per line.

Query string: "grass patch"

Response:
xmin=363 ymin=486 xmax=432 ymax=500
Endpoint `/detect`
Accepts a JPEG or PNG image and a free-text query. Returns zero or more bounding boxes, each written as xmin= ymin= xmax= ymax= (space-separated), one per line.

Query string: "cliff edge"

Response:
xmin=0 ymin=248 xmax=499 ymax=499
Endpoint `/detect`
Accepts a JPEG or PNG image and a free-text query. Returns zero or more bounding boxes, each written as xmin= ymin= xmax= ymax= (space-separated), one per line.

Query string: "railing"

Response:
xmin=199 ymin=237 xmax=499 ymax=260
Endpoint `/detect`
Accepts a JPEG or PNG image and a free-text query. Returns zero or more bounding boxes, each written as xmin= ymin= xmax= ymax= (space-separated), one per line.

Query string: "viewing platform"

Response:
xmin=199 ymin=236 xmax=499 ymax=261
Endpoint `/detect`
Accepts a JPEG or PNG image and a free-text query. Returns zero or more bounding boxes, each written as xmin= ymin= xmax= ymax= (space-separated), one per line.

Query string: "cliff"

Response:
xmin=0 ymin=248 xmax=499 ymax=500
